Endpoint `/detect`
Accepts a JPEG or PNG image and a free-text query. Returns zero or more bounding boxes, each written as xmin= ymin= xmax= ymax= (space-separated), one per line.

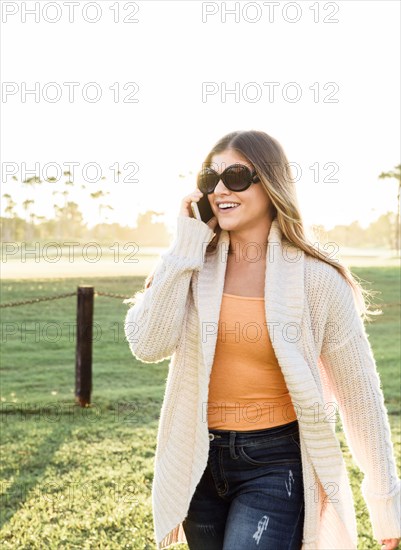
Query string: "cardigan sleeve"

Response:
xmin=319 ymin=271 xmax=401 ymax=541
xmin=123 ymin=215 xmax=215 ymax=363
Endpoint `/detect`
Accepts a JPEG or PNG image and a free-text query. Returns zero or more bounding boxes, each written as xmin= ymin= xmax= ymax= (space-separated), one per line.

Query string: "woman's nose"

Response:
xmin=214 ymin=177 xmax=229 ymax=194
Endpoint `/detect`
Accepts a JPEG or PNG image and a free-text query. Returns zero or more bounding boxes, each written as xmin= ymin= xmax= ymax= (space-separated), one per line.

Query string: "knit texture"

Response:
xmin=124 ymin=215 xmax=401 ymax=549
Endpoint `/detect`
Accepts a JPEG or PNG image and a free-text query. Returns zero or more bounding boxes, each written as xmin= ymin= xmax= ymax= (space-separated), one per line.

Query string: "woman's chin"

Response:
xmin=218 ymin=216 xmax=239 ymax=229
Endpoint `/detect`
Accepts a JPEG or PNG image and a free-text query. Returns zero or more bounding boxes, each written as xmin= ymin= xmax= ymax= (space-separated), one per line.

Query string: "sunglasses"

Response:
xmin=197 ymin=163 xmax=260 ymax=194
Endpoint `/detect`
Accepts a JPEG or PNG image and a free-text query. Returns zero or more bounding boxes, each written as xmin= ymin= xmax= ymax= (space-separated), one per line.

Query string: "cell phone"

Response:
xmin=190 ymin=194 xmax=214 ymax=224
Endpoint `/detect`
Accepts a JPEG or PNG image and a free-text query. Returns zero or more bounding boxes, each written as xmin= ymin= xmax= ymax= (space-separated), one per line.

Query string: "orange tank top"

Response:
xmin=207 ymin=293 xmax=297 ymax=431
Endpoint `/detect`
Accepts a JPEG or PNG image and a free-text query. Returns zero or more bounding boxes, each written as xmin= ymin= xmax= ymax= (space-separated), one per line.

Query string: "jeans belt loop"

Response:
xmin=229 ymin=431 xmax=239 ymax=459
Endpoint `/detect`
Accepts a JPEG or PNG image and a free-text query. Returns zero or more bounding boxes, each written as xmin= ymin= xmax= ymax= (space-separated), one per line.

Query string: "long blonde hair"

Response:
xmin=140 ymin=130 xmax=381 ymax=322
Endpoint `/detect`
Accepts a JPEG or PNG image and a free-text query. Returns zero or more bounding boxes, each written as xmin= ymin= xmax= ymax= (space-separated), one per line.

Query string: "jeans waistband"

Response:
xmin=207 ymin=419 xmax=299 ymax=445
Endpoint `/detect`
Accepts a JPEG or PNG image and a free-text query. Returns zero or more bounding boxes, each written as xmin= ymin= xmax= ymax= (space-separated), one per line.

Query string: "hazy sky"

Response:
xmin=1 ymin=0 xmax=400 ymax=232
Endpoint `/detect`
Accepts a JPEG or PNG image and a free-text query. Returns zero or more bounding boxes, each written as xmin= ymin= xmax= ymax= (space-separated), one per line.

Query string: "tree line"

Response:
xmin=1 ymin=166 xmax=399 ymax=252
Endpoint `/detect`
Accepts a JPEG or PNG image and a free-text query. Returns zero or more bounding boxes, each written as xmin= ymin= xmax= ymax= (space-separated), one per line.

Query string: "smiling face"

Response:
xmin=207 ymin=149 xmax=273 ymax=233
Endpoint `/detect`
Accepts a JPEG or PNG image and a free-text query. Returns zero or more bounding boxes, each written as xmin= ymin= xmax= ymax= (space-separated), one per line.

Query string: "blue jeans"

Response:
xmin=182 ymin=420 xmax=304 ymax=550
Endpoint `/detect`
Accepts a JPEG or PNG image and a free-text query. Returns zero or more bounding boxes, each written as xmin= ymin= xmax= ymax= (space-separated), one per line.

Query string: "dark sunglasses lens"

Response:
xmin=224 ymin=165 xmax=252 ymax=191
xmin=198 ymin=169 xmax=218 ymax=193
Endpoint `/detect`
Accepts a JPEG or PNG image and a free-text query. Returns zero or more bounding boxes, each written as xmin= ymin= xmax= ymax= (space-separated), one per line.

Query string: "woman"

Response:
xmin=124 ymin=130 xmax=400 ymax=550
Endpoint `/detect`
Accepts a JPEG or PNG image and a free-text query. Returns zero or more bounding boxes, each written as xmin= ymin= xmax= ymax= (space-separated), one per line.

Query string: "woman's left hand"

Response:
xmin=380 ymin=538 xmax=400 ymax=549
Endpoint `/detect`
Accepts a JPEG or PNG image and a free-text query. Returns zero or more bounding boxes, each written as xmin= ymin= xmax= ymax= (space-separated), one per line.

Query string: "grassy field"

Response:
xmin=0 ymin=267 xmax=400 ymax=549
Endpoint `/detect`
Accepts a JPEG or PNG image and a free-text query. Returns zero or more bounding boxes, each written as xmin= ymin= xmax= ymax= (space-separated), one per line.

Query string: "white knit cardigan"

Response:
xmin=124 ymin=215 xmax=401 ymax=549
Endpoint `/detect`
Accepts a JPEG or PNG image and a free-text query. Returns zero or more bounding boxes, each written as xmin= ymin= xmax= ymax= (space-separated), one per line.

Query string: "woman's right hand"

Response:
xmin=179 ymin=188 xmax=218 ymax=232
xmin=179 ymin=188 xmax=204 ymax=218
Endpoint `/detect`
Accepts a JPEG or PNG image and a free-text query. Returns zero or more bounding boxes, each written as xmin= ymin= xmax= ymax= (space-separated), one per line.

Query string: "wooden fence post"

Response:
xmin=75 ymin=285 xmax=94 ymax=407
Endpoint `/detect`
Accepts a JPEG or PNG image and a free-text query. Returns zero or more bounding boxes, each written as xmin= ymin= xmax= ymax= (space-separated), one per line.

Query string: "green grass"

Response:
xmin=1 ymin=268 xmax=400 ymax=549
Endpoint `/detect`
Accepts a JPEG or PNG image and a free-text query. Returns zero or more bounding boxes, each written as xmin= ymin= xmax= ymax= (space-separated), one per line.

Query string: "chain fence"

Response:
xmin=0 ymin=286 xmax=137 ymax=407
xmin=1 ymin=292 xmax=400 ymax=310
xmin=0 ymin=286 xmax=399 ymax=407
xmin=0 ymin=290 xmax=133 ymax=309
